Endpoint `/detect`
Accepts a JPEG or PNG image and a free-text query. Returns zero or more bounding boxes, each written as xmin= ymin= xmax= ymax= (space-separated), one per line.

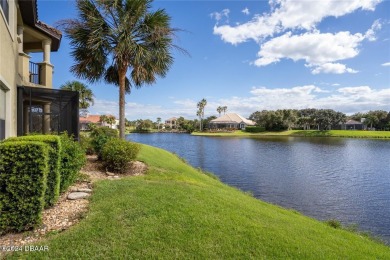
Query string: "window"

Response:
xmin=0 ymin=0 xmax=9 ymax=24
xmin=0 ymin=88 xmax=5 ymax=140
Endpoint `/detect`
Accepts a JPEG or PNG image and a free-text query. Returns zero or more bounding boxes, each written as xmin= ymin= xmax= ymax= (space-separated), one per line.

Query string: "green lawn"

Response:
xmin=193 ymin=130 xmax=390 ymax=138
xmin=9 ymin=145 xmax=390 ymax=259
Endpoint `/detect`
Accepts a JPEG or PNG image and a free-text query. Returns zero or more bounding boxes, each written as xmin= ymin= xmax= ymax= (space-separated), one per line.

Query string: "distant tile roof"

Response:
xmin=79 ymin=115 xmax=101 ymax=124
xmin=210 ymin=113 xmax=256 ymax=125
xmin=345 ymin=119 xmax=363 ymax=125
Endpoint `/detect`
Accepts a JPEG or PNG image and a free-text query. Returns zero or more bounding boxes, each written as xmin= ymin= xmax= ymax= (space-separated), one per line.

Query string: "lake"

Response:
xmin=127 ymin=133 xmax=390 ymax=244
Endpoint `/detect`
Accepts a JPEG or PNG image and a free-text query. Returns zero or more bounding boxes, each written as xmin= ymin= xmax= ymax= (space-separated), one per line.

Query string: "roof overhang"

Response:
xmin=19 ymin=0 xmax=62 ymax=51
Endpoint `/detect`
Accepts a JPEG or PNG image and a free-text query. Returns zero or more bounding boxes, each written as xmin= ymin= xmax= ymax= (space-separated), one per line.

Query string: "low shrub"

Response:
xmin=0 ymin=141 xmax=49 ymax=233
xmin=79 ymin=134 xmax=95 ymax=155
xmin=59 ymin=133 xmax=86 ymax=193
xmin=4 ymin=135 xmax=61 ymax=207
xmin=90 ymin=127 xmax=118 ymax=160
xmin=101 ymin=139 xmax=140 ymax=173
xmin=245 ymin=126 xmax=266 ymax=133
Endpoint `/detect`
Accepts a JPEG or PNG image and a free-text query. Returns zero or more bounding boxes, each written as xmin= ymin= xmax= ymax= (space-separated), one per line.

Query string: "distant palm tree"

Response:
xmin=222 ymin=106 xmax=227 ymax=115
xmin=60 ymin=80 xmax=94 ymax=116
xmin=217 ymin=106 xmax=223 ymax=117
xmin=61 ymin=0 xmax=184 ymax=139
xmin=197 ymin=98 xmax=207 ymax=131
xmin=156 ymin=117 xmax=162 ymax=130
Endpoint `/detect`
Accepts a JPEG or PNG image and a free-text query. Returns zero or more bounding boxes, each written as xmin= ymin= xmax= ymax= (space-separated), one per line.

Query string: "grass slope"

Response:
xmin=9 ymin=145 xmax=390 ymax=259
xmin=193 ymin=130 xmax=390 ymax=138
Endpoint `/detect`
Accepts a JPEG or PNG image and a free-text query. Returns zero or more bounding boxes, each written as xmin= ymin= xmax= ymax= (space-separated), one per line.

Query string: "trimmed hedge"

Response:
xmin=245 ymin=126 xmax=266 ymax=133
xmin=0 ymin=141 xmax=49 ymax=233
xmin=101 ymin=139 xmax=140 ymax=173
xmin=59 ymin=133 xmax=86 ymax=193
xmin=4 ymin=135 xmax=61 ymax=207
xmin=90 ymin=127 xmax=118 ymax=160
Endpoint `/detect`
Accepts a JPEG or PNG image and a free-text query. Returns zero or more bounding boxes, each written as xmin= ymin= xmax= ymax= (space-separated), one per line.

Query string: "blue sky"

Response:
xmin=35 ymin=0 xmax=390 ymax=121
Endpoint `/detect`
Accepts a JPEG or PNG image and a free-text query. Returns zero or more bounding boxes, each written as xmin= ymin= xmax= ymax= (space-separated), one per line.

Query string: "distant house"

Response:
xmin=165 ymin=117 xmax=177 ymax=129
xmin=79 ymin=114 xmax=118 ymax=130
xmin=209 ymin=113 xmax=256 ymax=130
xmin=340 ymin=119 xmax=366 ymax=130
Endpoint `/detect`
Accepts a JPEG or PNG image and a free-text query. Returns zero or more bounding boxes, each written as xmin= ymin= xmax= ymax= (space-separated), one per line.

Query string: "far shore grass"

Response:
xmin=192 ymin=129 xmax=390 ymax=139
xmin=8 ymin=144 xmax=390 ymax=259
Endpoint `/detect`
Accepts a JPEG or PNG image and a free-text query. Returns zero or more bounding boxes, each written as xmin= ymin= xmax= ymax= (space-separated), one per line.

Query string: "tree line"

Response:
xmin=249 ymin=109 xmax=390 ymax=131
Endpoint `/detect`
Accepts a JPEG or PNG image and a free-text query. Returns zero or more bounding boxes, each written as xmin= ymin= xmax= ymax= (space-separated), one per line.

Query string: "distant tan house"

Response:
xmin=0 ymin=0 xmax=79 ymax=140
xmin=165 ymin=117 xmax=177 ymax=129
xmin=209 ymin=113 xmax=256 ymax=130
xmin=79 ymin=114 xmax=118 ymax=130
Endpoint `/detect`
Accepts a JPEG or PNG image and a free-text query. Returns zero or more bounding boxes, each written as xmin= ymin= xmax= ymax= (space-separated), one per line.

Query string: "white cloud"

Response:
xmin=242 ymin=8 xmax=250 ymax=15
xmin=213 ymin=0 xmax=382 ymax=73
xmin=213 ymin=0 xmax=382 ymax=44
xmin=365 ymin=19 xmax=382 ymax=41
xmin=311 ymin=63 xmax=358 ymax=75
xmin=382 ymin=62 xmax=390 ymax=66
xmin=254 ymin=31 xmax=365 ymax=73
xmin=210 ymin=9 xmax=230 ymax=24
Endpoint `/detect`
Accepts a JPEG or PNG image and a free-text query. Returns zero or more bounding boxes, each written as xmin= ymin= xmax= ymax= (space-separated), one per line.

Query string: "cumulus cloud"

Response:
xmin=214 ymin=0 xmax=381 ymax=44
xmin=210 ymin=9 xmax=230 ymax=24
xmin=310 ymin=63 xmax=358 ymax=75
xmin=242 ymin=8 xmax=250 ymax=15
xmin=382 ymin=62 xmax=390 ymax=66
xmin=254 ymin=31 xmax=364 ymax=71
xmin=213 ymin=0 xmax=382 ymax=73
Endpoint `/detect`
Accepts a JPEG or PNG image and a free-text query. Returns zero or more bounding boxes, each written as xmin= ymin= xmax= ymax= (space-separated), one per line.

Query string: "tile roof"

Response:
xmin=210 ymin=113 xmax=256 ymax=125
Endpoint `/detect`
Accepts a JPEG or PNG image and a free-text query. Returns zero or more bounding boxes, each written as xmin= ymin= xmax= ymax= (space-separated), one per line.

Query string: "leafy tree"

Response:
xmin=60 ymin=80 xmax=94 ymax=115
xmin=61 ymin=0 xmax=183 ymax=139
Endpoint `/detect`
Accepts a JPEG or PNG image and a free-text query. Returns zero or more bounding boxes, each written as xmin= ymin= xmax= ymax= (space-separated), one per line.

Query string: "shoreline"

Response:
xmin=191 ymin=130 xmax=390 ymax=139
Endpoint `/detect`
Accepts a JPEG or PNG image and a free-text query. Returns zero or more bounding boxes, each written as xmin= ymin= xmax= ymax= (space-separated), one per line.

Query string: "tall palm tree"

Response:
xmin=61 ymin=0 xmax=182 ymax=139
xmin=217 ymin=106 xmax=223 ymax=117
xmin=60 ymin=80 xmax=94 ymax=116
xmin=156 ymin=117 xmax=161 ymax=130
xmin=222 ymin=106 xmax=227 ymax=115
xmin=197 ymin=98 xmax=207 ymax=131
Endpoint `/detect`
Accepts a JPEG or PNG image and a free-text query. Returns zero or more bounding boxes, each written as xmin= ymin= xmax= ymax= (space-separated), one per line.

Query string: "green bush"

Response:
xmin=79 ymin=134 xmax=95 ymax=155
xmin=101 ymin=139 xmax=140 ymax=173
xmin=90 ymin=127 xmax=118 ymax=160
xmin=59 ymin=133 xmax=86 ymax=193
xmin=245 ymin=126 xmax=266 ymax=133
xmin=0 ymin=141 xmax=49 ymax=233
xmin=4 ymin=135 xmax=61 ymax=207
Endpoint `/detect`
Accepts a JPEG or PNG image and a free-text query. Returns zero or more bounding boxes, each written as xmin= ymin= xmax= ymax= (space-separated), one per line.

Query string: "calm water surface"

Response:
xmin=127 ymin=133 xmax=390 ymax=244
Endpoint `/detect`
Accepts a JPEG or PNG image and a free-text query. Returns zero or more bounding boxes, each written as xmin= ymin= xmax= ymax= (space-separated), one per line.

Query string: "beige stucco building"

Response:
xmin=0 ymin=0 xmax=68 ymax=140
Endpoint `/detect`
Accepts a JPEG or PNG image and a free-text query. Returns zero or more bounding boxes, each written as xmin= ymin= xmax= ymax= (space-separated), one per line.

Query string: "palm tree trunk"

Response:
xmin=118 ymin=67 xmax=127 ymax=139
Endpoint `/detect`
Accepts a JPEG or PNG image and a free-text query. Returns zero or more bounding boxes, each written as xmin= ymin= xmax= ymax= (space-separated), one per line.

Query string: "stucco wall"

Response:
xmin=0 ymin=0 xmax=18 ymax=139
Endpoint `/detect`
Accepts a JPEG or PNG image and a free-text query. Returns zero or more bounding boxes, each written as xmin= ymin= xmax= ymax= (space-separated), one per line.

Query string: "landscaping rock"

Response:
xmin=106 ymin=171 xmax=115 ymax=176
xmin=77 ymin=188 xmax=92 ymax=193
xmin=67 ymin=192 xmax=90 ymax=200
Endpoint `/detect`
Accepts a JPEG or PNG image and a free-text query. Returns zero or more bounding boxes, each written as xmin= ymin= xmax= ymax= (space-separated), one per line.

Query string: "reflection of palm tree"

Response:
xmin=61 ymin=0 xmax=183 ymax=139
xmin=60 ymin=81 xmax=94 ymax=116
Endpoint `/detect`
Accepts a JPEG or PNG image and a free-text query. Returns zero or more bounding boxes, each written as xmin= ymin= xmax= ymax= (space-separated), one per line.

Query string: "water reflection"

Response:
xmin=127 ymin=133 xmax=390 ymax=244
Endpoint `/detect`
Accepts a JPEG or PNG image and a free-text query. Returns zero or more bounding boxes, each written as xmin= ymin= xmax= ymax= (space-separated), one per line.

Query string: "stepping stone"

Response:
xmin=77 ymin=188 xmax=92 ymax=193
xmin=67 ymin=192 xmax=90 ymax=200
